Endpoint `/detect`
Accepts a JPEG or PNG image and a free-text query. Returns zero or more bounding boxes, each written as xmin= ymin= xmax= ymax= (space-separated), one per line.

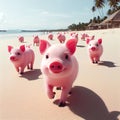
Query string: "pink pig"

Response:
xmin=39 ymin=39 xmax=79 ymax=107
xmin=86 ymin=38 xmax=103 ymax=63
xmin=33 ymin=35 xmax=40 ymax=46
xmin=57 ymin=33 xmax=66 ymax=43
xmin=70 ymin=33 xmax=78 ymax=41
xmin=81 ymin=33 xmax=89 ymax=40
xmin=85 ymin=35 xmax=95 ymax=41
xmin=8 ymin=45 xmax=35 ymax=74
xmin=18 ymin=36 xmax=24 ymax=42
xmin=48 ymin=33 xmax=53 ymax=40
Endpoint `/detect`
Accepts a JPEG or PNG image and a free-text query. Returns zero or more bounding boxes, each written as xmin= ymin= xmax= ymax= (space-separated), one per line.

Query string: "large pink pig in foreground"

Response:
xmin=86 ymin=38 xmax=103 ymax=63
xmin=8 ymin=45 xmax=35 ymax=74
xmin=39 ymin=39 xmax=79 ymax=107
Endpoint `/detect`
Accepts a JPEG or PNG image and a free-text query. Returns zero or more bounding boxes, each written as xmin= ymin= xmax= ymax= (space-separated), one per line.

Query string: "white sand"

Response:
xmin=0 ymin=28 xmax=120 ymax=120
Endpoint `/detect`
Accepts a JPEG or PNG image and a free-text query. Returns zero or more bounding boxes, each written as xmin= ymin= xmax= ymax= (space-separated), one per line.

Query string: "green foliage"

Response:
xmin=67 ymin=16 xmax=107 ymax=31
xmin=68 ymin=22 xmax=89 ymax=31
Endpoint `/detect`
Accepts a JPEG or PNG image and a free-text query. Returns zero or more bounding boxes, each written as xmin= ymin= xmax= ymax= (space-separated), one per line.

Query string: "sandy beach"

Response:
xmin=0 ymin=28 xmax=120 ymax=120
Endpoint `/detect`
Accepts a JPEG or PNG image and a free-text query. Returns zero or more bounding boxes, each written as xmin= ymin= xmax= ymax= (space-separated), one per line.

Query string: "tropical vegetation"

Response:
xmin=68 ymin=0 xmax=120 ymax=31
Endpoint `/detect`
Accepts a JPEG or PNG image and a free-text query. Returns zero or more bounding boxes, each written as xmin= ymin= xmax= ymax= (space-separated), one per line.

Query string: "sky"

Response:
xmin=0 ymin=0 xmax=109 ymax=30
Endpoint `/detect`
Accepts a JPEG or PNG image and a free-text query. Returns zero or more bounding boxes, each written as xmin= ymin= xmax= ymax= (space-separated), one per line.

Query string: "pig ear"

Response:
xmin=8 ymin=46 xmax=13 ymax=52
xmin=66 ymin=39 xmax=77 ymax=55
xmin=86 ymin=39 xmax=90 ymax=44
xmin=39 ymin=40 xmax=51 ymax=54
xmin=20 ymin=45 xmax=25 ymax=52
xmin=98 ymin=38 xmax=102 ymax=44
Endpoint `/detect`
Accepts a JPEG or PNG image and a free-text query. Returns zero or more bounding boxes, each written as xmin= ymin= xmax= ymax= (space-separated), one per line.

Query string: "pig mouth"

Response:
xmin=49 ymin=67 xmax=66 ymax=74
xmin=50 ymin=68 xmax=65 ymax=74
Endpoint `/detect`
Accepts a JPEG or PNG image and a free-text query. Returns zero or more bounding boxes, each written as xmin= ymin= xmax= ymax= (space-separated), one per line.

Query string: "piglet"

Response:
xmin=57 ymin=33 xmax=66 ymax=43
xmin=39 ymin=39 xmax=79 ymax=107
xmin=18 ymin=36 xmax=24 ymax=42
xmin=85 ymin=35 xmax=95 ymax=41
xmin=48 ymin=33 xmax=53 ymax=40
xmin=33 ymin=35 xmax=40 ymax=46
xmin=86 ymin=39 xmax=103 ymax=63
xmin=70 ymin=33 xmax=78 ymax=41
xmin=8 ymin=45 xmax=35 ymax=74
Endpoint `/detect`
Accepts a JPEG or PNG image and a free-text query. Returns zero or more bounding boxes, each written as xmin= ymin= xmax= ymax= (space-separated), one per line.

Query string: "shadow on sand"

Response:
xmin=98 ymin=61 xmax=117 ymax=68
xmin=67 ymin=86 xmax=120 ymax=120
xmin=77 ymin=44 xmax=86 ymax=48
xmin=20 ymin=69 xmax=42 ymax=81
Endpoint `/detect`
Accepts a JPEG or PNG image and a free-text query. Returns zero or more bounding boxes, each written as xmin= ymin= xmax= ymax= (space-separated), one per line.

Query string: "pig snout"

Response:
xmin=10 ymin=56 xmax=16 ymax=61
xmin=91 ymin=47 xmax=96 ymax=51
xmin=49 ymin=61 xmax=63 ymax=73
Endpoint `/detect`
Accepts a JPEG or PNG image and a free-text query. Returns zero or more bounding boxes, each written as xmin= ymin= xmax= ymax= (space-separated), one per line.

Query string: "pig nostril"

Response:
xmin=58 ymin=65 xmax=61 ymax=69
xmin=50 ymin=62 xmax=63 ymax=73
xmin=91 ymin=47 xmax=96 ymax=51
xmin=51 ymin=65 xmax=54 ymax=68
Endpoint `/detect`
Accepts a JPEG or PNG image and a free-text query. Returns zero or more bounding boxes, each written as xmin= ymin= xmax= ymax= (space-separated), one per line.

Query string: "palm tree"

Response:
xmin=93 ymin=0 xmax=120 ymax=12
xmin=107 ymin=9 xmax=113 ymax=15
xmin=92 ymin=0 xmax=106 ymax=18
xmin=107 ymin=0 xmax=120 ymax=10
xmin=92 ymin=6 xmax=96 ymax=12
xmin=94 ymin=0 xmax=106 ymax=8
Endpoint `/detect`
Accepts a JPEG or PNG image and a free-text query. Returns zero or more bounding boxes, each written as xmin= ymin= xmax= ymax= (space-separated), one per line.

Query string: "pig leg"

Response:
xmin=90 ymin=56 xmax=95 ymax=63
xmin=15 ymin=66 xmax=19 ymax=73
xmin=27 ymin=64 xmax=30 ymax=69
xmin=30 ymin=61 xmax=34 ymax=70
xmin=95 ymin=56 xmax=100 ymax=63
xmin=27 ymin=62 xmax=34 ymax=70
xmin=59 ymin=86 xmax=72 ymax=107
xmin=19 ymin=66 xmax=25 ymax=74
xmin=46 ymin=84 xmax=55 ymax=99
xmin=15 ymin=66 xmax=24 ymax=74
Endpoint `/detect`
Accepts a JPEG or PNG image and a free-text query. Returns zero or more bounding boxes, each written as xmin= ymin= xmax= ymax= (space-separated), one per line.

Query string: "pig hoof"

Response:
xmin=58 ymin=102 xmax=66 ymax=107
xmin=20 ymin=72 xmax=24 ymax=74
xmin=56 ymin=87 xmax=61 ymax=90
xmin=69 ymin=91 xmax=72 ymax=94
xmin=95 ymin=61 xmax=98 ymax=63
xmin=51 ymin=92 xmax=56 ymax=99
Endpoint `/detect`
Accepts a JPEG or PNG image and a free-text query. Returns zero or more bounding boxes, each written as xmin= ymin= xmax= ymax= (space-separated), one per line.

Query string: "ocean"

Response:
xmin=0 ymin=30 xmax=45 ymax=40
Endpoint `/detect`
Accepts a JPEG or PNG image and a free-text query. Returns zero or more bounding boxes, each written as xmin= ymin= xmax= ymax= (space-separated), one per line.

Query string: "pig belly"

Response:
xmin=17 ymin=49 xmax=34 ymax=68
xmin=25 ymin=50 xmax=35 ymax=64
xmin=89 ymin=50 xmax=102 ymax=58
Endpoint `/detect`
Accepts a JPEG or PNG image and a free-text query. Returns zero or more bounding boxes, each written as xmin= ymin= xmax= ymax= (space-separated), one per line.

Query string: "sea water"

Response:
xmin=0 ymin=30 xmax=45 ymax=40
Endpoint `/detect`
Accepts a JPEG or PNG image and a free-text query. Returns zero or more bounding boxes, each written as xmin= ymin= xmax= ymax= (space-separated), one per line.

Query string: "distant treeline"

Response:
xmin=67 ymin=16 xmax=107 ymax=31
xmin=0 ymin=30 xmax=7 ymax=32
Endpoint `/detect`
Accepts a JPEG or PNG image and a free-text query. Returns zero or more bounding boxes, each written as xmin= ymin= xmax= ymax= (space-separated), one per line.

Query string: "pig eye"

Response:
xmin=16 ymin=52 xmax=21 ymax=55
xmin=65 ymin=54 xmax=69 ymax=60
xmin=46 ymin=55 xmax=49 ymax=59
xmin=96 ymin=43 xmax=99 ymax=47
